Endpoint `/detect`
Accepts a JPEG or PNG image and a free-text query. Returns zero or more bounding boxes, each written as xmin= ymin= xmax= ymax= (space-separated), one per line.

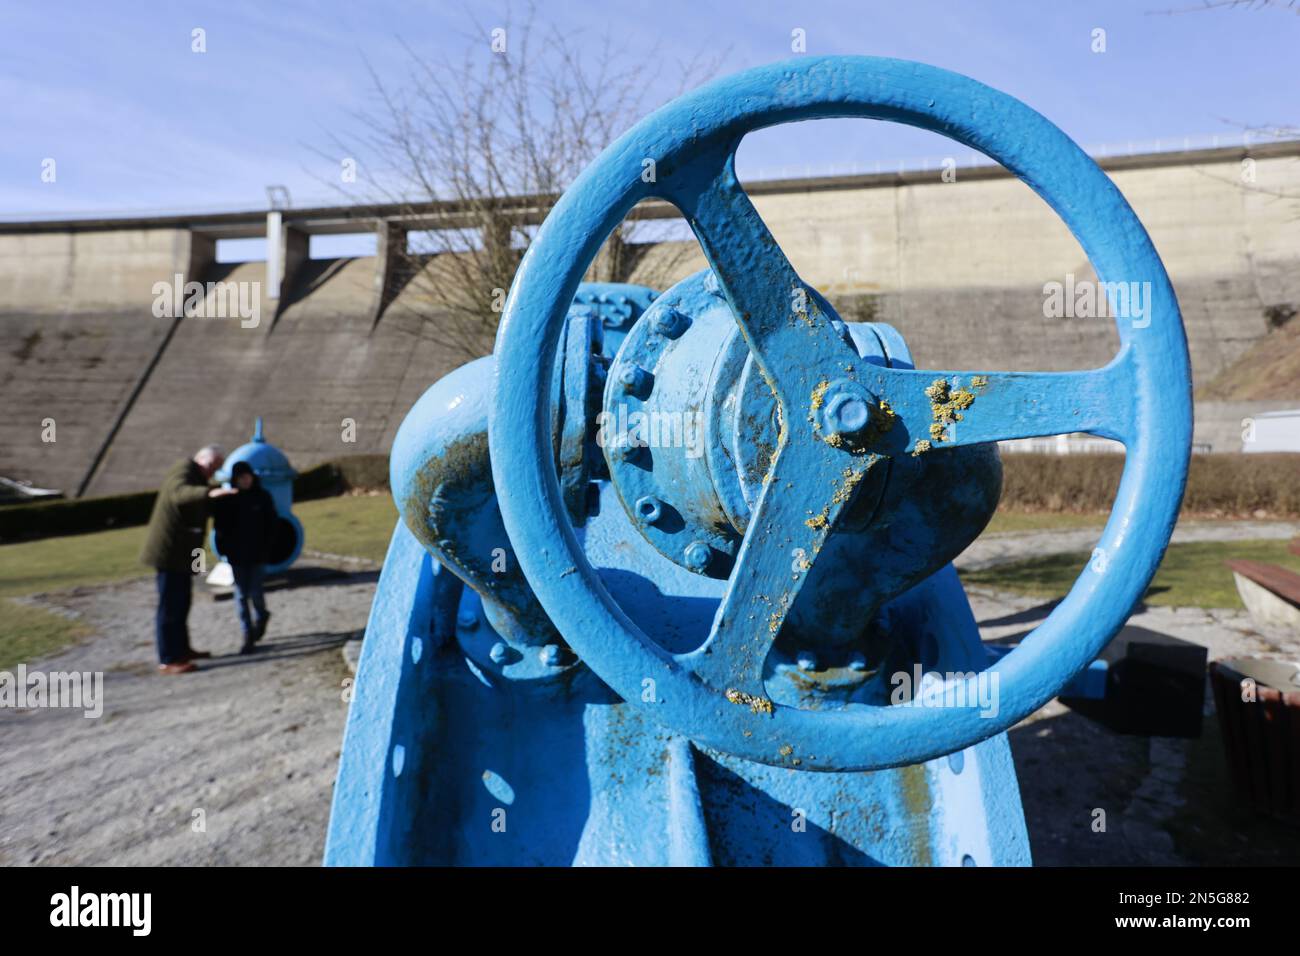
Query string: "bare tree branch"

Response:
xmin=316 ymin=3 xmax=721 ymax=363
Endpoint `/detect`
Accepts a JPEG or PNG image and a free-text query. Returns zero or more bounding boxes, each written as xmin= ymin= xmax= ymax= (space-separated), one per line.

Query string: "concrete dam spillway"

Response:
xmin=1 ymin=140 xmax=1298 ymax=497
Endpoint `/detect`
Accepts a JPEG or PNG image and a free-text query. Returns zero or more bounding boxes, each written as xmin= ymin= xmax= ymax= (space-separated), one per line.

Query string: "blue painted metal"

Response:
xmin=213 ymin=417 xmax=303 ymax=573
xmin=489 ymin=55 xmax=1191 ymax=773
xmin=985 ymin=644 xmax=1109 ymax=700
xmin=327 ymin=56 xmax=1191 ymax=866
xmin=567 ymin=282 xmax=659 ymax=357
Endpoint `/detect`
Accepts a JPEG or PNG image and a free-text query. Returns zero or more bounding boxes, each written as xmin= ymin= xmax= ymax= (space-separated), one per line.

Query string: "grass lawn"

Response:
xmin=294 ymin=493 xmax=398 ymax=565
xmin=0 ymin=492 xmax=1286 ymax=666
xmin=962 ymin=538 xmax=1300 ymax=609
xmin=0 ymin=494 xmax=399 ymax=667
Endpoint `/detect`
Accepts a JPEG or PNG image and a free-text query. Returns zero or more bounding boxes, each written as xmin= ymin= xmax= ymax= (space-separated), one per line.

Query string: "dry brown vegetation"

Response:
xmin=999 ymin=452 xmax=1300 ymax=517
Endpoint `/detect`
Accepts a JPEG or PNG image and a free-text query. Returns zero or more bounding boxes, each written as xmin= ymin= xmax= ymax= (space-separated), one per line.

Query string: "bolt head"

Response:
xmin=539 ymin=644 xmax=565 ymax=666
xmin=613 ymin=436 xmax=642 ymax=462
xmin=489 ymin=641 xmax=509 ymax=664
xmin=618 ymin=364 xmax=650 ymax=395
xmin=634 ymin=495 xmax=664 ymax=525
xmin=847 ymin=651 xmax=868 ymax=672
xmin=796 ymin=650 xmax=818 ymax=672
xmin=826 ymin=393 xmax=870 ymax=433
xmin=457 ymin=609 xmax=479 ymax=630
xmin=683 ymin=541 xmax=712 ymax=572
xmin=653 ymin=307 xmax=689 ymax=339
xmin=816 ymin=379 xmax=878 ymax=443
xmin=948 ymin=749 xmax=966 ymax=775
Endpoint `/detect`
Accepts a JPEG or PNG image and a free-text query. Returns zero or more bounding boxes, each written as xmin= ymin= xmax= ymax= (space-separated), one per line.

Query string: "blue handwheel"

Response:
xmin=490 ymin=56 xmax=1192 ymax=771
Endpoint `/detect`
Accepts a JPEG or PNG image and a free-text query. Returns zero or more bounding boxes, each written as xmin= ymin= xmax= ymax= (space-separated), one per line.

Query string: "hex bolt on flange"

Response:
xmin=825 ymin=393 xmax=870 ymax=434
xmin=653 ymin=307 xmax=690 ymax=339
xmin=612 ymin=436 xmax=646 ymax=466
xmin=539 ymin=644 xmax=569 ymax=667
xmin=489 ymin=642 xmax=510 ymax=664
xmin=618 ymin=365 xmax=651 ymax=395
xmin=816 ymin=379 xmax=879 ymax=444
xmin=796 ymin=650 xmax=819 ymax=672
xmin=457 ymin=609 xmax=479 ymax=631
xmin=635 ymin=495 xmax=664 ymax=525
xmin=683 ymin=541 xmax=712 ymax=573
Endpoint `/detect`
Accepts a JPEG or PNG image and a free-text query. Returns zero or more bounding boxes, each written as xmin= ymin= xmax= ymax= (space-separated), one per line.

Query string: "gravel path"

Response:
xmin=967 ymin=584 xmax=1300 ymax=865
xmin=0 ymin=567 xmax=373 ymax=866
xmin=3 ymin=518 xmax=1298 ymax=867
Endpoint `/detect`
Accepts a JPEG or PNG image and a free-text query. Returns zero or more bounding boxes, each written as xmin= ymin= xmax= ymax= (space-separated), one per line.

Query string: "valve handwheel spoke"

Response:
xmin=861 ymin=357 xmax=1139 ymax=454
xmin=665 ymin=146 xmax=859 ymax=404
xmin=490 ymin=56 xmax=1192 ymax=771
xmin=684 ymin=449 xmax=876 ymax=696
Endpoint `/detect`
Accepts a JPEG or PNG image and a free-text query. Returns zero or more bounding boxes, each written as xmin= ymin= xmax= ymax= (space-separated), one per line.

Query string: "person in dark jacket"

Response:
xmin=141 ymin=445 xmax=235 ymax=674
xmin=213 ymin=461 xmax=278 ymax=654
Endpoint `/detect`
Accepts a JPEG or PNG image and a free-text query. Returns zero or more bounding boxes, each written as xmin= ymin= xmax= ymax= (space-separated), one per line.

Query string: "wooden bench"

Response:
xmin=1227 ymin=559 xmax=1300 ymax=605
xmin=1226 ymin=556 xmax=1300 ymax=631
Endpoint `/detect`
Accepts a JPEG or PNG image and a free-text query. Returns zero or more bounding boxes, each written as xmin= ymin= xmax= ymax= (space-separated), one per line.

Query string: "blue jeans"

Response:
xmin=155 ymin=570 xmax=193 ymax=664
xmin=231 ymin=564 xmax=268 ymax=639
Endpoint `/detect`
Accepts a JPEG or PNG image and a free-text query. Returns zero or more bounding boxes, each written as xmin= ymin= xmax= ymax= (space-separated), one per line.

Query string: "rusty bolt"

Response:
xmin=619 ymin=364 xmax=651 ymax=395
xmin=683 ymin=541 xmax=712 ymax=573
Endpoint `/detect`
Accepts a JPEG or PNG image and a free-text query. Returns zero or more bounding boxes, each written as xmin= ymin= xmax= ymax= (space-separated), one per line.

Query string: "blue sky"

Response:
xmin=3 ymin=0 xmax=1298 ymax=220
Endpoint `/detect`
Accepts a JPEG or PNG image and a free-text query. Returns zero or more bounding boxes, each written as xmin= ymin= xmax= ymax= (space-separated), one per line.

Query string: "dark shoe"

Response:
xmin=182 ymin=649 xmax=212 ymax=661
xmin=254 ymin=612 xmax=271 ymax=643
xmin=158 ymin=662 xmax=198 ymax=675
xmin=239 ymin=638 xmax=257 ymax=656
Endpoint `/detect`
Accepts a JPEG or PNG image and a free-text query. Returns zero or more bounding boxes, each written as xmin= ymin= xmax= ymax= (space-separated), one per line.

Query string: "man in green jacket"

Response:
xmin=140 ymin=445 xmax=236 ymax=674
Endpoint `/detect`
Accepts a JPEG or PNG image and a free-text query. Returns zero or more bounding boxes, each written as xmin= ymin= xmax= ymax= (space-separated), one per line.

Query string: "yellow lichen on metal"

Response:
xmin=831 ymin=466 xmax=865 ymax=505
xmin=805 ymin=465 xmax=865 ymax=530
xmin=726 ymin=688 xmax=775 ymax=714
xmin=809 ymin=379 xmax=831 ymax=412
xmin=912 ymin=439 xmax=932 ymax=457
xmin=924 ymin=377 xmax=977 ymax=445
xmin=865 ymin=398 xmax=897 ymax=445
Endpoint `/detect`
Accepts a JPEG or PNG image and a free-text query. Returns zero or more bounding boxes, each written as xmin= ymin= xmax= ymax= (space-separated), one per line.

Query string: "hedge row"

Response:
xmin=1000 ymin=453 xmax=1300 ymax=516
xmin=293 ymin=454 xmax=391 ymax=501
xmin=0 ymin=454 xmax=391 ymax=543
xmin=0 ymin=490 xmax=158 ymax=542
xmin=2 ymin=452 xmax=1294 ymax=543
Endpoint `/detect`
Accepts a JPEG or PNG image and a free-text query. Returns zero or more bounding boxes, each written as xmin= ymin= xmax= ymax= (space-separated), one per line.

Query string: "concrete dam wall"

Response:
xmin=2 ymin=141 xmax=1297 ymax=496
